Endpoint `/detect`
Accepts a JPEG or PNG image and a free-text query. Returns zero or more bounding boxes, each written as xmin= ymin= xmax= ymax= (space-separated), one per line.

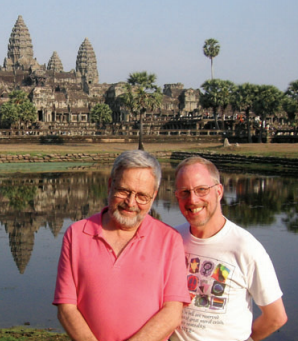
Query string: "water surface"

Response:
xmin=0 ymin=166 xmax=297 ymax=341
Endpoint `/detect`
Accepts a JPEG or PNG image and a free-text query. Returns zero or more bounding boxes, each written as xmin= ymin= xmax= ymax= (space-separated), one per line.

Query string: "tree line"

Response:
xmin=0 ymin=75 xmax=297 ymax=146
xmin=200 ymin=79 xmax=298 ymax=143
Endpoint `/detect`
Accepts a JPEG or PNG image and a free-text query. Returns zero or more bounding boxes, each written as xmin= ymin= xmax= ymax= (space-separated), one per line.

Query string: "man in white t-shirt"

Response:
xmin=170 ymin=156 xmax=287 ymax=341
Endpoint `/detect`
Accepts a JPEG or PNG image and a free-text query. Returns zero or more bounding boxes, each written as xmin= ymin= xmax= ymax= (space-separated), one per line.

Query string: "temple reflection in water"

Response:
xmin=0 ymin=167 xmax=297 ymax=273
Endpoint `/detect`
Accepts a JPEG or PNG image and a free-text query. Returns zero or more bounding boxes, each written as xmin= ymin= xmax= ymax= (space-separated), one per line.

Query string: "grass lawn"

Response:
xmin=0 ymin=327 xmax=70 ymax=341
xmin=0 ymin=142 xmax=297 ymax=158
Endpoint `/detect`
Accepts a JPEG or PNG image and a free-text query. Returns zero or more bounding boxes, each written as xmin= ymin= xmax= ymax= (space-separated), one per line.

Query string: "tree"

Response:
xmin=217 ymin=80 xmax=236 ymax=129
xmin=252 ymin=85 xmax=284 ymax=143
xmin=200 ymin=79 xmax=235 ymax=130
xmin=121 ymin=71 xmax=162 ymax=150
xmin=285 ymin=80 xmax=298 ymax=101
xmin=0 ymin=90 xmax=36 ymax=128
xmin=0 ymin=102 xmax=18 ymax=128
xmin=282 ymin=97 xmax=298 ymax=122
xmin=284 ymin=80 xmax=298 ymax=123
xmin=233 ymin=83 xmax=259 ymax=143
xmin=203 ymin=38 xmax=220 ymax=79
xmin=90 ymin=103 xmax=112 ymax=127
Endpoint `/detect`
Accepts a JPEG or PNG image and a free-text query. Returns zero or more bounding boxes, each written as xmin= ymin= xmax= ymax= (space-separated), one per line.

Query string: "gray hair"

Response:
xmin=111 ymin=150 xmax=162 ymax=190
xmin=175 ymin=156 xmax=220 ymax=184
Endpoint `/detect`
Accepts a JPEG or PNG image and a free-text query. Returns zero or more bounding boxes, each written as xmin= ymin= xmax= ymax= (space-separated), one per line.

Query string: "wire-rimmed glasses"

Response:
xmin=175 ymin=184 xmax=218 ymax=200
xmin=113 ymin=187 xmax=153 ymax=205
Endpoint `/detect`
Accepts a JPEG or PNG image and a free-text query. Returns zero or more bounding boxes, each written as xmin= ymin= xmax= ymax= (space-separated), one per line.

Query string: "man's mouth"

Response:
xmin=187 ymin=206 xmax=204 ymax=214
xmin=118 ymin=204 xmax=140 ymax=213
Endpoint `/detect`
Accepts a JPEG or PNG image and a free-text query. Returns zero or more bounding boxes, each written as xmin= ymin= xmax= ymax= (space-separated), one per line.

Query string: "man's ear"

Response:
xmin=217 ymin=183 xmax=224 ymax=201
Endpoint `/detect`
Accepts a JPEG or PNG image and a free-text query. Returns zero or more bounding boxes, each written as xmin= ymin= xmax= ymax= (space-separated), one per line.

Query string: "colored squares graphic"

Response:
xmin=187 ymin=275 xmax=199 ymax=291
xmin=189 ymin=257 xmax=200 ymax=273
xmin=212 ymin=264 xmax=230 ymax=283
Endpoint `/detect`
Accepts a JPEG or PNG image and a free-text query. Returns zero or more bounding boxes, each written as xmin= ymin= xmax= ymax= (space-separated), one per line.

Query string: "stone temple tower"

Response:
xmin=76 ymin=38 xmax=99 ymax=85
xmin=3 ymin=15 xmax=39 ymax=71
xmin=47 ymin=51 xmax=64 ymax=72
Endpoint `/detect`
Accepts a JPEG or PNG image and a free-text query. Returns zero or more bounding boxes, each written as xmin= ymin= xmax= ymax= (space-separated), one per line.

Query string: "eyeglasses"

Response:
xmin=175 ymin=184 xmax=218 ymax=200
xmin=113 ymin=187 xmax=153 ymax=205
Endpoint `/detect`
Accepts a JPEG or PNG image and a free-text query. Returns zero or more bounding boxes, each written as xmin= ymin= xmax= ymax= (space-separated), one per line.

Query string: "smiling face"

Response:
xmin=107 ymin=167 xmax=157 ymax=231
xmin=175 ymin=163 xmax=225 ymax=238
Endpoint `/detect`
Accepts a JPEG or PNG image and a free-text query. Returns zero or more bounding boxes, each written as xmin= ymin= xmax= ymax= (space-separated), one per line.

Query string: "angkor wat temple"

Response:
xmin=0 ymin=15 xmax=202 ymax=134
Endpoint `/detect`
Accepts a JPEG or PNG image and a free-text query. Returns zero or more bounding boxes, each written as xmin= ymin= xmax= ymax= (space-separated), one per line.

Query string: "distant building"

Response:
xmin=0 ymin=15 xmax=203 ymax=133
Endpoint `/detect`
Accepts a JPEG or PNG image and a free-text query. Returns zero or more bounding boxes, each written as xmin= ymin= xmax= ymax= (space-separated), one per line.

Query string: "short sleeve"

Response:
xmin=53 ymin=227 xmax=78 ymax=305
xmin=163 ymin=233 xmax=191 ymax=304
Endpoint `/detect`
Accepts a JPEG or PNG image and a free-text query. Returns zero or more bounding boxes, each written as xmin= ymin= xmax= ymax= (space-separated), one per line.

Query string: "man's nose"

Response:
xmin=188 ymin=189 xmax=200 ymax=203
xmin=125 ymin=192 xmax=137 ymax=206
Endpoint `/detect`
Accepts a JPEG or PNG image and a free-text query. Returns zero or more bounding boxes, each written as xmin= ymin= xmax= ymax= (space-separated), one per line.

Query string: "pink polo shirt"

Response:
xmin=53 ymin=207 xmax=190 ymax=341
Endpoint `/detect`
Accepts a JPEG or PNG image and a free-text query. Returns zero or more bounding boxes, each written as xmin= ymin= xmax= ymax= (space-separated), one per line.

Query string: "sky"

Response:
xmin=0 ymin=0 xmax=297 ymax=91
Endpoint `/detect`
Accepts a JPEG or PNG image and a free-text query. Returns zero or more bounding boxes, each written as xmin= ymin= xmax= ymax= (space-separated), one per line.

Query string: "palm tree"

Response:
xmin=252 ymin=85 xmax=284 ymax=143
xmin=121 ymin=71 xmax=162 ymax=150
xmin=233 ymin=83 xmax=259 ymax=143
xmin=200 ymin=79 xmax=234 ymax=130
xmin=90 ymin=103 xmax=112 ymax=127
xmin=285 ymin=80 xmax=298 ymax=101
xmin=203 ymin=38 xmax=220 ymax=79
xmin=284 ymin=80 xmax=298 ymax=123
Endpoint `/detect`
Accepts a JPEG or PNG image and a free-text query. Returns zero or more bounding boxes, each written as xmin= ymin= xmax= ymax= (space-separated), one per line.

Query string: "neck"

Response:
xmin=190 ymin=215 xmax=226 ymax=239
xmin=101 ymin=211 xmax=139 ymax=257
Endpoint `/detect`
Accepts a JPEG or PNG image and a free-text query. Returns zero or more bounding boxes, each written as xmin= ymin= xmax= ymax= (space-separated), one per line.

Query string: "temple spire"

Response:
xmin=76 ymin=38 xmax=99 ymax=84
xmin=6 ymin=15 xmax=34 ymax=70
xmin=47 ymin=51 xmax=64 ymax=72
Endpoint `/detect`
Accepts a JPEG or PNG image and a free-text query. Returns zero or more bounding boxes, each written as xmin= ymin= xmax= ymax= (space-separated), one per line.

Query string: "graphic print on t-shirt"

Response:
xmin=185 ymin=253 xmax=235 ymax=314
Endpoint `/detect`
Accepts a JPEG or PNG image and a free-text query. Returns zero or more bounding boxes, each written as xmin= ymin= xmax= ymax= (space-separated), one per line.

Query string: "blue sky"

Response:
xmin=0 ymin=0 xmax=297 ymax=91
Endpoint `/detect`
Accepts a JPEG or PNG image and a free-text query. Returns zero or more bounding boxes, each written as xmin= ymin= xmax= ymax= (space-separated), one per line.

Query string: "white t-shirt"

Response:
xmin=171 ymin=219 xmax=283 ymax=341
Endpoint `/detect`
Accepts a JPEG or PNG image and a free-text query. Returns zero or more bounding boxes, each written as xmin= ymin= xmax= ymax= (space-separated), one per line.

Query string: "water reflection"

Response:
xmin=221 ymin=175 xmax=298 ymax=231
xmin=0 ymin=167 xmax=297 ymax=341
xmin=0 ymin=168 xmax=297 ymax=275
xmin=0 ymin=170 xmax=109 ymax=274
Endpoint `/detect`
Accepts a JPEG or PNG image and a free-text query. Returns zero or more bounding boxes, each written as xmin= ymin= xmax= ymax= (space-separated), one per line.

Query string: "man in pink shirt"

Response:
xmin=53 ymin=150 xmax=190 ymax=341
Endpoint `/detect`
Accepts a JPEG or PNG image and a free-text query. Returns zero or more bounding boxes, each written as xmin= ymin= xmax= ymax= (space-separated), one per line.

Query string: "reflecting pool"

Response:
xmin=0 ymin=166 xmax=297 ymax=341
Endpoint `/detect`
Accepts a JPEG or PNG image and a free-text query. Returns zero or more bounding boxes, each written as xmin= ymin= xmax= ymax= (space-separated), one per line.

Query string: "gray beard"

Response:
xmin=112 ymin=209 xmax=143 ymax=228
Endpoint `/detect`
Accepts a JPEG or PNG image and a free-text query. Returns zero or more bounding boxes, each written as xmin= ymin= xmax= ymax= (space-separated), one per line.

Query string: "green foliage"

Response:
xmin=285 ymin=80 xmax=298 ymax=100
xmin=0 ymin=90 xmax=37 ymax=128
xmin=284 ymin=80 xmax=298 ymax=122
xmin=233 ymin=83 xmax=260 ymax=113
xmin=0 ymin=336 xmax=24 ymax=341
xmin=18 ymin=101 xmax=36 ymax=124
xmin=252 ymin=85 xmax=284 ymax=118
xmin=0 ymin=327 xmax=70 ymax=341
xmin=232 ymin=83 xmax=260 ymax=142
xmin=282 ymin=97 xmax=298 ymax=121
xmin=125 ymin=72 xmax=163 ymax=112
xmin=0 ymin=184 xmax=37 ymax=210
xmin=203 ymin=38 xmax=220 ymax=79
xmin=90 ymin=103 xmax=112 ymax=126
xmin=200 ymin=79 xmax=235 ymax=129
xmin=121 ymin=71 xmax=162 ymax=150
xmin=252 ymin=85 xmax=284 ymax=142
xmin=0 ymin=102 xmax=18 ymax=128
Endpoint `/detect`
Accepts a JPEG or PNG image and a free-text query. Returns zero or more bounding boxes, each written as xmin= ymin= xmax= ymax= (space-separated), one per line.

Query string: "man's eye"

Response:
xmin=181 ymin=190 xmax=190 ymax=196
xmin=196 ymin=187 xmax=208 ymax=194
xmin=118 ymin=189 xmax=130 ymax=195
xmin=137 ymin=194 xmax=148 ymax=201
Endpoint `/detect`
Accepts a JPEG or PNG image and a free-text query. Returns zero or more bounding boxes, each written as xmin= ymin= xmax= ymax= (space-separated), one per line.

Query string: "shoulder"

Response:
xmin=142 ymin=214 xmax=183 ymax=240
xmin=65 ymin=212 xmax=102 ymax=237
xmin=225 ymin=219 xmax=267 ymax=256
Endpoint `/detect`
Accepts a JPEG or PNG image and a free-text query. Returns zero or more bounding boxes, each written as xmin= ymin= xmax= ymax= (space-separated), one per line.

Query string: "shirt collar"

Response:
xmin=83 ymin=206 xmax=150 ymax=238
